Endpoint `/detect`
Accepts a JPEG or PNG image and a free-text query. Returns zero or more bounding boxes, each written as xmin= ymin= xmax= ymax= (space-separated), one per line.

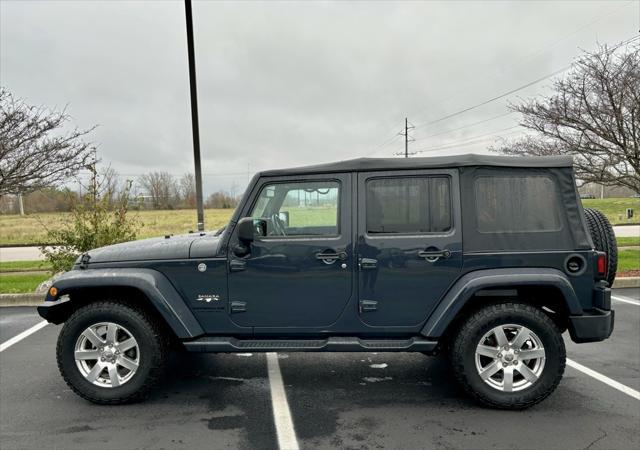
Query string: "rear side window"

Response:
xmin=475 ymin=176 xmax=561 ymax=233
xmin=366 ymin=177 xmax=452 ymax=234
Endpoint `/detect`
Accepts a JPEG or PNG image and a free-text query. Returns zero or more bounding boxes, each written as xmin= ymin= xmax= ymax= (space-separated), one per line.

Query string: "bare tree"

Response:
xmin=494 ymin=41 xmax=639 ymax=192
xmin=0 ymin=88 xmax=95 ymax=195
xmin=205 ymin=190 xmax=239 ymax=209
xmin=179 ymin=173 xmax=196 ymax=208
xmin=100 ymin=166 xmax=120 ymax=204
xmin=138 ymin=171 xmax=177 ymax=209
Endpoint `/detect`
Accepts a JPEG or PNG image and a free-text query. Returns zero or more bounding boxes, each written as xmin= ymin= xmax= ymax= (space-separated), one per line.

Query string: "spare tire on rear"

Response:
xmin=583 ymin=208 xmax=617 ymax=285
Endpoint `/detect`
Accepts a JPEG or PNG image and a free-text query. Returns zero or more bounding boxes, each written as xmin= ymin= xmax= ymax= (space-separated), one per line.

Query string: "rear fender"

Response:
xmin=421 ymin=268 xmax=583 ymax=338
xmin=37 ymin=268 xmax=204 ymax=339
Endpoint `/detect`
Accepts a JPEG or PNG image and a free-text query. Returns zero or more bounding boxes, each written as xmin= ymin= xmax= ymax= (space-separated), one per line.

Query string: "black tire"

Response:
xmin=584 ymin=207 xmax=617 ymax=285
xmin=56 ymin=301 xmax=168 ymax=404
xmin=450 ymin=303 xmax=565 ymax=410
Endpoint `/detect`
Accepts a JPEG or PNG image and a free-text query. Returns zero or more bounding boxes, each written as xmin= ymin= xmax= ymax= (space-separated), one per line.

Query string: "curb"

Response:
xmin=612 ymin=277 xmax=640 ymax=289
xmin=0 ymin=293 xmax=42 ymax=307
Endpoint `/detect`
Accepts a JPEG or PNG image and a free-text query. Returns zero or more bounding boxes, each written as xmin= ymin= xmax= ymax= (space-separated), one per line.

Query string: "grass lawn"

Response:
xmin=0 ymin=272 xmax=50 ymax=294
xmin=617 ymin=236 xmax=640 ymax=247
xmin=582 ymin=198 xmax=640 ymax=225
xmin=618 ymin=248 xmax=640 ymax=273
xmin=0 ymin=209 xmax=235 ymax=246
xmin=0 ymin=260 xmax=52 ymax=272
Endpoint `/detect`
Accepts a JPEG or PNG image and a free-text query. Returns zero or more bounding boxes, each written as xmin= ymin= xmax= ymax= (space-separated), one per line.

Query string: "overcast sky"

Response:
xmin=1 ymin=0 xmax=638 ymax=195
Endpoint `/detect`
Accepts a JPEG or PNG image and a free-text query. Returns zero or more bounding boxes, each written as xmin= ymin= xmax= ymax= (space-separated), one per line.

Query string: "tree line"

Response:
xmin=0 ymin=169 xmax=240 ymax=214
xmin=135 ymin=171 xmax=240 ymax=210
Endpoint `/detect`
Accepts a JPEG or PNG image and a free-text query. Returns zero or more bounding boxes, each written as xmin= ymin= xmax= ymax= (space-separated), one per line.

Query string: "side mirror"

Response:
xmin=237 ymin=217 xmax=267 ymax=244
xmin=278 ymin=211 xmax=290 ymax=227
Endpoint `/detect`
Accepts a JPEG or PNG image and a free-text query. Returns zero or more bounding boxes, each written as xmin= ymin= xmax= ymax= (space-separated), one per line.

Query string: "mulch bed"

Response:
xmin=619 ymin=270 xmax=640 ymax=278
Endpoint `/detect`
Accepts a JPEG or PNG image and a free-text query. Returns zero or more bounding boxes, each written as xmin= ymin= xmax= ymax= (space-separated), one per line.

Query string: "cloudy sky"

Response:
xmin=1 ymin=0 xmax=638 ymax=195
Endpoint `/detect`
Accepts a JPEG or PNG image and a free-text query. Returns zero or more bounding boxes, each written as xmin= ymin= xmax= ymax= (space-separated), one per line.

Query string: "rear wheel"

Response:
xmin=450 ymin=303 xmax=565 ymax=409
xmin=584 ymin=207 xmax=617 ymax=285
xmin=57 ymin=301 xmax=167 ymax=404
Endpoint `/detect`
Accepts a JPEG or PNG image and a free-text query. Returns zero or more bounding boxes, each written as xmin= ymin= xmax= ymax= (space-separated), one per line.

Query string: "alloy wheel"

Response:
xmin=74 ymin=322 xmax=140 ymax=388
xmin=474 ymin=324 xmax=546 ymax=392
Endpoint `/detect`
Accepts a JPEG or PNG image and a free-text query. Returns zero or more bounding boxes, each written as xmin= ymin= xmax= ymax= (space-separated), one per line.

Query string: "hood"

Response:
xmin=80 ymin=232 xmax=223 ymax=264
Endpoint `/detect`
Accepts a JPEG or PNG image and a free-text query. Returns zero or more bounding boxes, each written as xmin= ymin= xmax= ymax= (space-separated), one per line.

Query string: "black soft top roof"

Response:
xmin=259 ymin=154 xmax=573 ymax=176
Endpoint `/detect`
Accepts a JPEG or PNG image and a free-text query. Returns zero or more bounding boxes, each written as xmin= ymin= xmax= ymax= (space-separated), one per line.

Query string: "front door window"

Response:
xmin=250 ymin=181 xmax=340 ymax=237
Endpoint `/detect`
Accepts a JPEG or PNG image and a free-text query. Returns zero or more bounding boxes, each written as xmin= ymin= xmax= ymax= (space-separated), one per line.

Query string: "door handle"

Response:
xmin=359 ymin=258 xmax=378 ymax=270
xmin=229 ymin=259 xmax=247 ymax=272
xmin=315 ymin=251 xmax=347 ymax=264
xmin=230 ymin=301 xmax=246 ymax=313
xmin=418 ymin=249 xmax=451 ymax=262
xmin=359 ymin=299 xmax=378 ymax=313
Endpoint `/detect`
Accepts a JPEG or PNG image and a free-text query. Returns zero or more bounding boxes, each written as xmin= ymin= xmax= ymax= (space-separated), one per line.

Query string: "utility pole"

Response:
xmin=404 ymin=117 xmax=410 ymax=158
xmin=395 ymin=117 xmax=415 ymax=157
xmin=184 ymin=0 xmax=205 ymax=231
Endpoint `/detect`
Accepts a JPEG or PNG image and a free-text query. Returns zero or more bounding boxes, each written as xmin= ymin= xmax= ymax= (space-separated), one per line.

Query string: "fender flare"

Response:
xmin=38 ymin=268 xmax=204 ymax=339
xmin=421 ymin=268 xmax=583 ymax=338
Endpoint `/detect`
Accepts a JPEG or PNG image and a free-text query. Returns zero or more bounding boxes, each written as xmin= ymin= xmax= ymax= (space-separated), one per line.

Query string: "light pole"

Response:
xmin=184 ymin=0 xmax=205 ymax=231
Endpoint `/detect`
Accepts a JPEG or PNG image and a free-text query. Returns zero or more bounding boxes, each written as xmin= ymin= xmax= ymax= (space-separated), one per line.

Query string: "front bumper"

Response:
xmin=37 ymin=296 xmax=72 ymax=324
xmin=568 ymin=308 xmax=615 ymax=343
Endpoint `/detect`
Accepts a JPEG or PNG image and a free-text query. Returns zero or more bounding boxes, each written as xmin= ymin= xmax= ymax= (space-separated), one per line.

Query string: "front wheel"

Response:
xmin=56 ymin=301 xmax=168 ymax=404
xmin=450 ymin=303 xmax=565 ymax=409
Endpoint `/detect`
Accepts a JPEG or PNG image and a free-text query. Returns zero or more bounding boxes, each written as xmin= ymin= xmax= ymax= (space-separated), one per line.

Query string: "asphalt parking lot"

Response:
xmin=1 ymin=289 xmax=639 ymax=450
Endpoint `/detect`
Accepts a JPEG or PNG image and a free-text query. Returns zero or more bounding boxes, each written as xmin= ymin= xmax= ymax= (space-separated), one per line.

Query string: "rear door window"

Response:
xmin=366 ymin=176 xmax=452 ymax=234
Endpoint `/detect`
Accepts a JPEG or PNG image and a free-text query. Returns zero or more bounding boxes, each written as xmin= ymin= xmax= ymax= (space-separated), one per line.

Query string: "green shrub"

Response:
xmin=41 ymin=164 xmax=139 ymax=272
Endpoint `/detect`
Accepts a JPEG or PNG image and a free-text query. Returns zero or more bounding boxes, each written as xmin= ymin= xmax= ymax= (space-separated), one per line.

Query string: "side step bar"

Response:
xmin=183 ymin=336 xmax=438 ymax=353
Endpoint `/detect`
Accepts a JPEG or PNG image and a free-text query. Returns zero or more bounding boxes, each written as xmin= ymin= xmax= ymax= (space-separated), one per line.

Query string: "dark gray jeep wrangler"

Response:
xmin=38 ymin=154 xmax=616 ymax=409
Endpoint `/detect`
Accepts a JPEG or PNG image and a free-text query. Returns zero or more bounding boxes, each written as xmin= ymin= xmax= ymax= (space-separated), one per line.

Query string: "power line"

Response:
xmin=413 ymin=125 xmax=522 ymax=154
xmin=408 ymin=2 xmax=634 ymax=126
xmin=370 ymin=132 xmax=403 ymax=154
xmin=412 ymin=111 xmax=515 ymax=142
xmin=412 ymin=65 xmax=570 ymax=129
xmin=414 ymin=132 xmax=522 ymax=154
xmin=368 ymin=120 xmax=406 ymax=154
xmin=411 ymin=33 xmax=639 ymax=137
xmin=413 ymin=132 xmax=522 ymax=155
xmin=368 ymin=4 xmax=636 ymax=157
xmin=507 ymin=1 xmax=634 ymax=71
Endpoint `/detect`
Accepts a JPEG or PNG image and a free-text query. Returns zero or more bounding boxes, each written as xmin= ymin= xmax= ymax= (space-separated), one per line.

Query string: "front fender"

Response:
xmin=421 ymin=268 xmax=583 ymax=338
xmin=37 ymin=268 xmax=204 ymax=339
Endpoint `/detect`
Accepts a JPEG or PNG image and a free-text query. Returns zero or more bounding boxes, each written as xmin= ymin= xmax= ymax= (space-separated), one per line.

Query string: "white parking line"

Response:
xmin=566 ymin=358 xmax=640 ymax=400
xmin=0 ymin=320 xmax=48 ymax=352
xmin=266 ymin=352 xmax=299 ymax=450
xmin=612 ymin=295 xmax=640 ymax=306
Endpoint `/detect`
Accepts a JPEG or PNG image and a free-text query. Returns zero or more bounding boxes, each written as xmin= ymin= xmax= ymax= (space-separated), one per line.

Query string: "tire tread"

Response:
xmin=450 ymin=303 xmax=566 ymax=409
xmin=56 ymin=300 xmax=168 ymax=405
xmin=584 ymin=208 xmax=617 ymax=285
